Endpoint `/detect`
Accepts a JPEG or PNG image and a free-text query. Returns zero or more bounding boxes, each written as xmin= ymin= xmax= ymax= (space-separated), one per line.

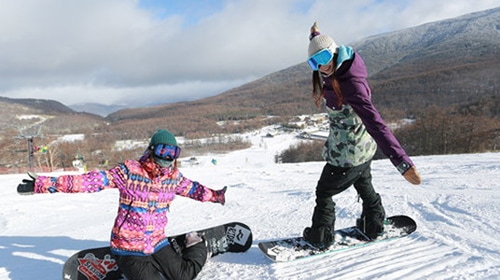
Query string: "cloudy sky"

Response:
xmin=1 ymin=0 xmax=499 ymax=108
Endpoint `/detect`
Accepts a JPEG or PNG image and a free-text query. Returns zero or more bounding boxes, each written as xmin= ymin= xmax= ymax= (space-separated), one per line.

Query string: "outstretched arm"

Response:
xmin=17 ymin=168 xmax=122 ymax=195
xmin=176 ymin=176 xmax=226 ymax=205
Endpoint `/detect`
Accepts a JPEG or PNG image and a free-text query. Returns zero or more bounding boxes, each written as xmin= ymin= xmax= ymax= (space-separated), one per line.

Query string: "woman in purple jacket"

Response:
xmin=17 ymin=129 xmax=226 ymax=280
xmin=302 ymin=22 xmax=422 ymax=248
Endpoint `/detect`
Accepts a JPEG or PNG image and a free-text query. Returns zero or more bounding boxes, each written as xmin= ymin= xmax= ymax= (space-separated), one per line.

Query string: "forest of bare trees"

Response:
xmin=396 ymin=106 xmax=499 ymax=155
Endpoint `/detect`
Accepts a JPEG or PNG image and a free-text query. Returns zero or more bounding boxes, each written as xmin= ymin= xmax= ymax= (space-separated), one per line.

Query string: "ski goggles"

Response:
xmin=151 ymin=144 xmax=181 ymax=161
xmin=307 ymin=48 xmax=334 ymax=71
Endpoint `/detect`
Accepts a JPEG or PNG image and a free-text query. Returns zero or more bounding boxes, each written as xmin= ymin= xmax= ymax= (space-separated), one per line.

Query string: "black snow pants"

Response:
xmin=115 ymin=241 xmax=207 ymax=280
xmin=311 ymin=160 xmax=385 ymax=236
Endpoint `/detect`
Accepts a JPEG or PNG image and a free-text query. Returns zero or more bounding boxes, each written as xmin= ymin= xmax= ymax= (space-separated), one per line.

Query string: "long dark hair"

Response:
xmin=311 ymin=55 xmax=343 ymax=108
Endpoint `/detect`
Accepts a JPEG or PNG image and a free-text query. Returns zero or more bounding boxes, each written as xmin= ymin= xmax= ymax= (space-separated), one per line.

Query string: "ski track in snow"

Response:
xmin=0 ymin=129 xmax=499 ymax=279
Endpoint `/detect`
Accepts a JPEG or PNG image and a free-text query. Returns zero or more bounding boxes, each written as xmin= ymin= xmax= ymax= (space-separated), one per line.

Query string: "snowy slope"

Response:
xmin=0 ymin=128 xmax=499 ymax=279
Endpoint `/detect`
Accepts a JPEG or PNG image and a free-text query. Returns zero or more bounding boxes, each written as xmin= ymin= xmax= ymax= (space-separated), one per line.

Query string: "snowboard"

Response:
xmin=62 ymin=222 xmax=252 ymax=280
xmin=258 ymin=215 xmax=416 ymax=262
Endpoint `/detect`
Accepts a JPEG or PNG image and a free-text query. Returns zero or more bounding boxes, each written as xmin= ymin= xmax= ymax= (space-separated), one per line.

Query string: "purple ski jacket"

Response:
xmin=33 ymin=156 xmax=220 ymax=256
xmin=323 ymin=52 xmax=414 ymax=173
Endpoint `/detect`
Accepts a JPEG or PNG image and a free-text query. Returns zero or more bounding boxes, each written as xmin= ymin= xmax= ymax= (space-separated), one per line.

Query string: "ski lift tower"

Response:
xmin=16 ymin=126 xmax=42 ymax=171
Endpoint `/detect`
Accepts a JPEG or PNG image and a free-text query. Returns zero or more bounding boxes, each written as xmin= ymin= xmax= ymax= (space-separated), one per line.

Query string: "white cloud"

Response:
xmin=1 ymin=78 xmax=253 ymax=107
xmin=0 ymin=0 xmax=498 ymax=106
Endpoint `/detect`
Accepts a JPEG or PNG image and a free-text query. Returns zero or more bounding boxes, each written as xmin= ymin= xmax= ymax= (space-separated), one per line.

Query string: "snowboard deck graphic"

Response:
xmin=62 ymin=222 xmax=252 ymax=280
xmin=258 ymin=215 xmax=416 ymax=262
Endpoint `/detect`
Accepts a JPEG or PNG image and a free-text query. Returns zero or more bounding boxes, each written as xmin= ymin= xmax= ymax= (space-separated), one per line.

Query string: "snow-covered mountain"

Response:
xmin=1 ymin=128 xmax=498 ymax=279
xmin=352 ymin=7 xmax=500 ymax=76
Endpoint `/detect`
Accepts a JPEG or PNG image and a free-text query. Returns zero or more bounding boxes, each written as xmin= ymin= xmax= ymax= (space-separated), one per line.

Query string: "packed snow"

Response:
xmin=1 ymin=127 xmax=499 ymax=279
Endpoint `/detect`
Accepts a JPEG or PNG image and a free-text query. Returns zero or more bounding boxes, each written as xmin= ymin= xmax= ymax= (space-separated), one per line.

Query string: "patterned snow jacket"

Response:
xmin=33 ymin=156 xmax=220 ymax=256
xmin=322 ymin=50 xmax=414 ymax=174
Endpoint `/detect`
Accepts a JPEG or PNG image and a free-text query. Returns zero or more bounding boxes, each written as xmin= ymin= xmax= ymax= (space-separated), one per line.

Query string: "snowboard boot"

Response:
xmin=357 ymin=194 xmax=386 ymax=239
xmin=303 ymin=225 xmax=335 ymax=250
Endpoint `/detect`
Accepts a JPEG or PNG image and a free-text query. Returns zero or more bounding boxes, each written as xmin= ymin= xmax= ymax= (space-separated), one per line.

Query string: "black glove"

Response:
xmin=17 ymin=179 xmax=34 ymax=195
xmin=17 ymin=172 xmax=37 ymax=195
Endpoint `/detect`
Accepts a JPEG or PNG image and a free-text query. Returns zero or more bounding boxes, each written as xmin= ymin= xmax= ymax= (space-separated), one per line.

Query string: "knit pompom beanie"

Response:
xmin=308 ymin=22 xmax=338 ymax=57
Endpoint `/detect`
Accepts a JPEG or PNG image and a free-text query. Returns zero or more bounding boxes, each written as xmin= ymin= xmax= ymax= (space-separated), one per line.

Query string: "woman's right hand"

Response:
xmin=403 ymin=166 xmax=422 ymax=185
xmin=17 ymin=179 xmax=34 ymax=194
xmin=17 ymin=172 xmax=37 ymax=195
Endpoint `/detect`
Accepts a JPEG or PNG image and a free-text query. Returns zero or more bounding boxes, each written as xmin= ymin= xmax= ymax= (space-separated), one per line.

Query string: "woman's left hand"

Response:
xmin=212 ymin=186 xmax=227 ymax=205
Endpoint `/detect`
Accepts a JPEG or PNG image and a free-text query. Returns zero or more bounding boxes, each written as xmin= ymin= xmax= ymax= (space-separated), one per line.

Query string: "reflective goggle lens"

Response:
xmin=307 ymin=49 xmax=334 ymax=71
xmin=152 ymin=144 xmax=181 ymax=161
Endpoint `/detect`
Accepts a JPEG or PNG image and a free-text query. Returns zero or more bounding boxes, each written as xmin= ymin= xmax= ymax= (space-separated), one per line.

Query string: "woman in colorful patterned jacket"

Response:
xmin=17 ymin=129 xmax=226 ymax=280
xmin=302 ymin=22 xmax=422 ymax=249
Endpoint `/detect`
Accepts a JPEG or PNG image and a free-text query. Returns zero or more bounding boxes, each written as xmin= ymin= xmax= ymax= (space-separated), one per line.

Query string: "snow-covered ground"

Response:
xmin=1 ymin=128 xmax=499 ymax=279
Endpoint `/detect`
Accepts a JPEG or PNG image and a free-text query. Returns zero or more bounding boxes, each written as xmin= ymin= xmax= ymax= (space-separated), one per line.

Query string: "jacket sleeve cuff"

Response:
xmin=396 ymin=160 xmax=412 ymax=175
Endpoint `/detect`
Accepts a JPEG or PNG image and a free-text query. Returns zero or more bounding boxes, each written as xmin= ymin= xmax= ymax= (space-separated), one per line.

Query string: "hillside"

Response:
xmin=0 ymin=98 xmax=107 ymax=136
